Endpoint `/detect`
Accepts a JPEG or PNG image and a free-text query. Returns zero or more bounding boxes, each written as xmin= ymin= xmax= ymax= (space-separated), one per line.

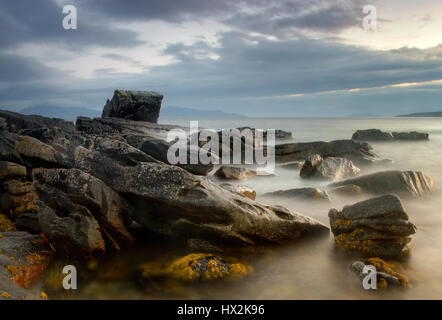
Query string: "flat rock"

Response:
xmin=215 ymin=166 xmax=257 ymax=180
xmin=263 ymin=187 xmax=330 ymax=201
xmin=329 ymin=194 xmax=417 ymax=258
xmin=328 ymin=170 xmax=434 ymax=197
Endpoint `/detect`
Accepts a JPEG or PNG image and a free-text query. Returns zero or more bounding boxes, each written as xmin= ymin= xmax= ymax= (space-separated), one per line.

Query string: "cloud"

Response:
xmin=0 ymin=0 xmax=142 ymax=49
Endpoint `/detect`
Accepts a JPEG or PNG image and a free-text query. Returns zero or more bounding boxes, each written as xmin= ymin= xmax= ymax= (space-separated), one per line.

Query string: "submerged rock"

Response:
xmin=329 ymin=194 xmax=416 ymax=258
xmin=350 ymin=258 xmax=409 ymax=288
xmin=263 ymin=187 xmax=331 ymax=201
xmin=275 ymin=139 xmax=384 ymax=166
xmin=139 ymin=253 xmax=251 ymax=282
xmin=300 ymin=154 xmax=360 ymax=180
xmin=102 ymin=90 xmax=163 ymax=123
xmin=215 ymin=166 xmax=257 ymax=180
xmin=352 ymin=129 xmax=429 ymax=141
xmin=74 ymin=146 xmax=328 ymax=246
xmin=0 ymin=231 xmax=52 ymax=299
xmin=328 ymin=170 xmax=434 ymax=197
xmin=328 ymin=184 xmax=363 ymax=197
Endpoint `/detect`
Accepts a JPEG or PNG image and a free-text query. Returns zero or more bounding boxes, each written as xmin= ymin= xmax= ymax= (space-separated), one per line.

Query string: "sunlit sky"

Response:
xmin=1 ymin=0 xmax=442 ymax=117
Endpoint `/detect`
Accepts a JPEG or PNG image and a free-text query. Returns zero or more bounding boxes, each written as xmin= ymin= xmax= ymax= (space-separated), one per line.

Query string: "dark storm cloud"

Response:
xmin=0 ymin=0 xmax=142 ymax=49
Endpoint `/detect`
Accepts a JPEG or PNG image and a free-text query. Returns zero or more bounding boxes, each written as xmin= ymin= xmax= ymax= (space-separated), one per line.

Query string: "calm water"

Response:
xmin=56 ymin=118 xmax=442 ymax=299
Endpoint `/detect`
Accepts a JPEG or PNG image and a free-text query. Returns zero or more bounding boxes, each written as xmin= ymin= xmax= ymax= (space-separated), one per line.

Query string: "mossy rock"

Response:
xmin=139 ymin=253 xmax=252 ymax=283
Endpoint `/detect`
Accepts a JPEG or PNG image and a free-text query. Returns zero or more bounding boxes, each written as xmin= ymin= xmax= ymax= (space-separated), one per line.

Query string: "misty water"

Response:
xmin=56 ymin=118 xmax=442 ymax=299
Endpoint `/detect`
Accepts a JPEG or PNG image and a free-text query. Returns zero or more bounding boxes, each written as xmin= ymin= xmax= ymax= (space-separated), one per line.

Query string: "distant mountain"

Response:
xmin=160 ymin=106 xmax=246 ymax=119
xmin=17 ymin=106 xmax=101 ymax=120
xmin=397 ymin=111 xmax=442 ymax=117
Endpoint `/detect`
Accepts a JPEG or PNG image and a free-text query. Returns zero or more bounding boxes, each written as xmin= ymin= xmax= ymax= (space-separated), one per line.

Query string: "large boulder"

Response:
xmin=328 ymin=170 xmax=434 ymax=197
xmin=0 ymin=231 xmax=53 ymax=299
xmin=32 ymin=168 xmax=134 ymax=254
xmin=329 ymin=194 xmax=416 ymax=258
xmin=101 ymin=90 xmax=163 ymax=123
xmin=300 ymin=154 xmax=360 ymax=180
xmin=274 ymin=140 xmax=385 ymax=166
xmin=73 ymin=145 xmax=328 ymax=246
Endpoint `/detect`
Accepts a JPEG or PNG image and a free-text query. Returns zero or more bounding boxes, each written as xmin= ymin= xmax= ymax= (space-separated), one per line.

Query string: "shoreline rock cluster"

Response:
xmin=352 ymin=129 xmax=429 ymax=141
xmin=0 ymin=89 xmax=436 ymax=298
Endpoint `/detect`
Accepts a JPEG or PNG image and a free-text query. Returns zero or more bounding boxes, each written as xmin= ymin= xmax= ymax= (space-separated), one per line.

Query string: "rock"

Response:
xmin=350 ymin=258 xmax=409 ymax=288
xmin=14 ymin=135 xmax=72 ymax=168
xmin=352 ymin=129 xmax=429 ymax=141
xmin=0 ymin=231 xmax=53 ymax=298
xmin=328 ymin=170 xmax=434 ymax=197
xmin=187 ymin=239 xmax=223 ymax=252
xmin=0 ymin=117 xmax=6 ymax=131
xmin=219 ymin=183 xmax=256 ymax=200
xmin=74 ymin=146 xmax=329 ymax=246
xmin=102 ymin=90 xmax=163 ymax=123
xmin=263 ymin=187 xmax=331 ymax=201
xmin=0 ymin=161 xmax=27 ymax=180
xmin=278 ymin=161 xmax=304 ymax=170
xmin=299 ymin=154 xmax=323 ymax=178
xmin=140 ymin=138 xmax=214 ymax=176
xmin=37 ymin=202 xmax=105 ymax=258
xmin=32 ymin=168 xmax=134 ymax=253
xmin=215 ymin=166 xmax=257 ymax=180
xmin=392 ymin=131 xmax=429 ymax=140
xmin=0 ymin=109 xmax=75 ymax=134
xmin=275 ymin=140 xmax=384 ymax=166
xmin=0 ymin=180 xmax=39 ymax=219
xmin=329 ymin=194 xmax=416 ymax=258
xmin=0 ymin=131 xmax=19 ymax=163
xmin=0 ymin=214 xmax=17 ymax=232
xmin=352 ymin=129 xmax=394 ymax=141
xmin=302 ymin=156 xmax=360 ymax=180
xmin=328 ymin=184 xmax=363 ymax=197
xmin=14 ymin=212 xmax=41 ymax=234
xmin=138 ymin=253 xmax=251 ymax=282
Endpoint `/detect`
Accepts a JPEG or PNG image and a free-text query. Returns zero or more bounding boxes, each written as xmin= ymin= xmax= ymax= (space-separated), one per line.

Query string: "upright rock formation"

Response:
xmin=102 ymin=90 xmax=163 ymax=123
xmin=329 ymin=194 xmax=416 ymax=258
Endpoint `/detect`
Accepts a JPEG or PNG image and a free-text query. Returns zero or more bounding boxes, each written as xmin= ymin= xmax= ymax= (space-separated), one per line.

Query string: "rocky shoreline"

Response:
xmin=0 ymin=90 xmax=435 ymax=299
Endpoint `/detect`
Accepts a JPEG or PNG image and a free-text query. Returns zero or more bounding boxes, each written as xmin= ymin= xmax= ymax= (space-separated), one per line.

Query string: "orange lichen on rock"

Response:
xmin=0 ymin=214 xmax=17 ymax=232
xmin=1 ymin=291 xmax=11 ymax=299
xmin=367 ymin=257 xmax=409 ymax=287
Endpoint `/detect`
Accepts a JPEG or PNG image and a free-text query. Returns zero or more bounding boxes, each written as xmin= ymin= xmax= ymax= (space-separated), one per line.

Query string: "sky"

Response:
xmin=1 ymin=0 xmax=442 ymax=117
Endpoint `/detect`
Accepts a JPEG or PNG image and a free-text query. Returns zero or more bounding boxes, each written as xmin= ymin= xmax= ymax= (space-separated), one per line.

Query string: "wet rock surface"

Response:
xmin=328 ymin=170 xmax=434 ymax=197
xmin=300 ymin=154 xmax=360 ymax=180
xmin=329 ymin=194 xmax=416 ymax=258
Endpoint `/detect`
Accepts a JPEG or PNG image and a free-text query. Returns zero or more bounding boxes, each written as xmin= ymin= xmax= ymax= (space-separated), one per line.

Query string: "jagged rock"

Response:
xmin=300 ymin=155 xmax=360 ymax=180
xmin=0 ymin=161 xmax=27 ymax=180
xmin=32 ymin=168 xmax=134 ymax=253
xmin=37 ymin=202 xmax=105 ymax=258
xmin=274 ymin=140 xmax=384 ymax=166
xmin=102 ymin=90 xmax=163 ymax=123
xmin=263 ymin=187 xmax=330 ymax=201
xmin=328 ymin=184 xmax=363 ymax=197
xmin=352 ymin=129 xmax=429 ymax=141
xmin=328 ymin=170 xmax=434 ymax=197
xmin=14 ymin=212 xmax=41 ymax=234
xmin=352 ymin=129 xmax=394 ymax=141
xmin=219 ymin=183 xmax=256 ymax=200
xmin=0 ymin=109 xmax=75 ymax=134
xmin=138 ymin=253 xmax=251 ymax=282
xmin=74 ymin=146 xmax=328 ymax=246
xmin=392 ymin=131 xmax=429 ymax=140
xmin=350 ymin=258 xmax=409 ymax=288
xmin=329 ymin=194 xmax=416 ymax=258
xmin=215 ymin=166 xmax=256 ymax=180
xmin=0 ymin=231 xmax=52 ymax=299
